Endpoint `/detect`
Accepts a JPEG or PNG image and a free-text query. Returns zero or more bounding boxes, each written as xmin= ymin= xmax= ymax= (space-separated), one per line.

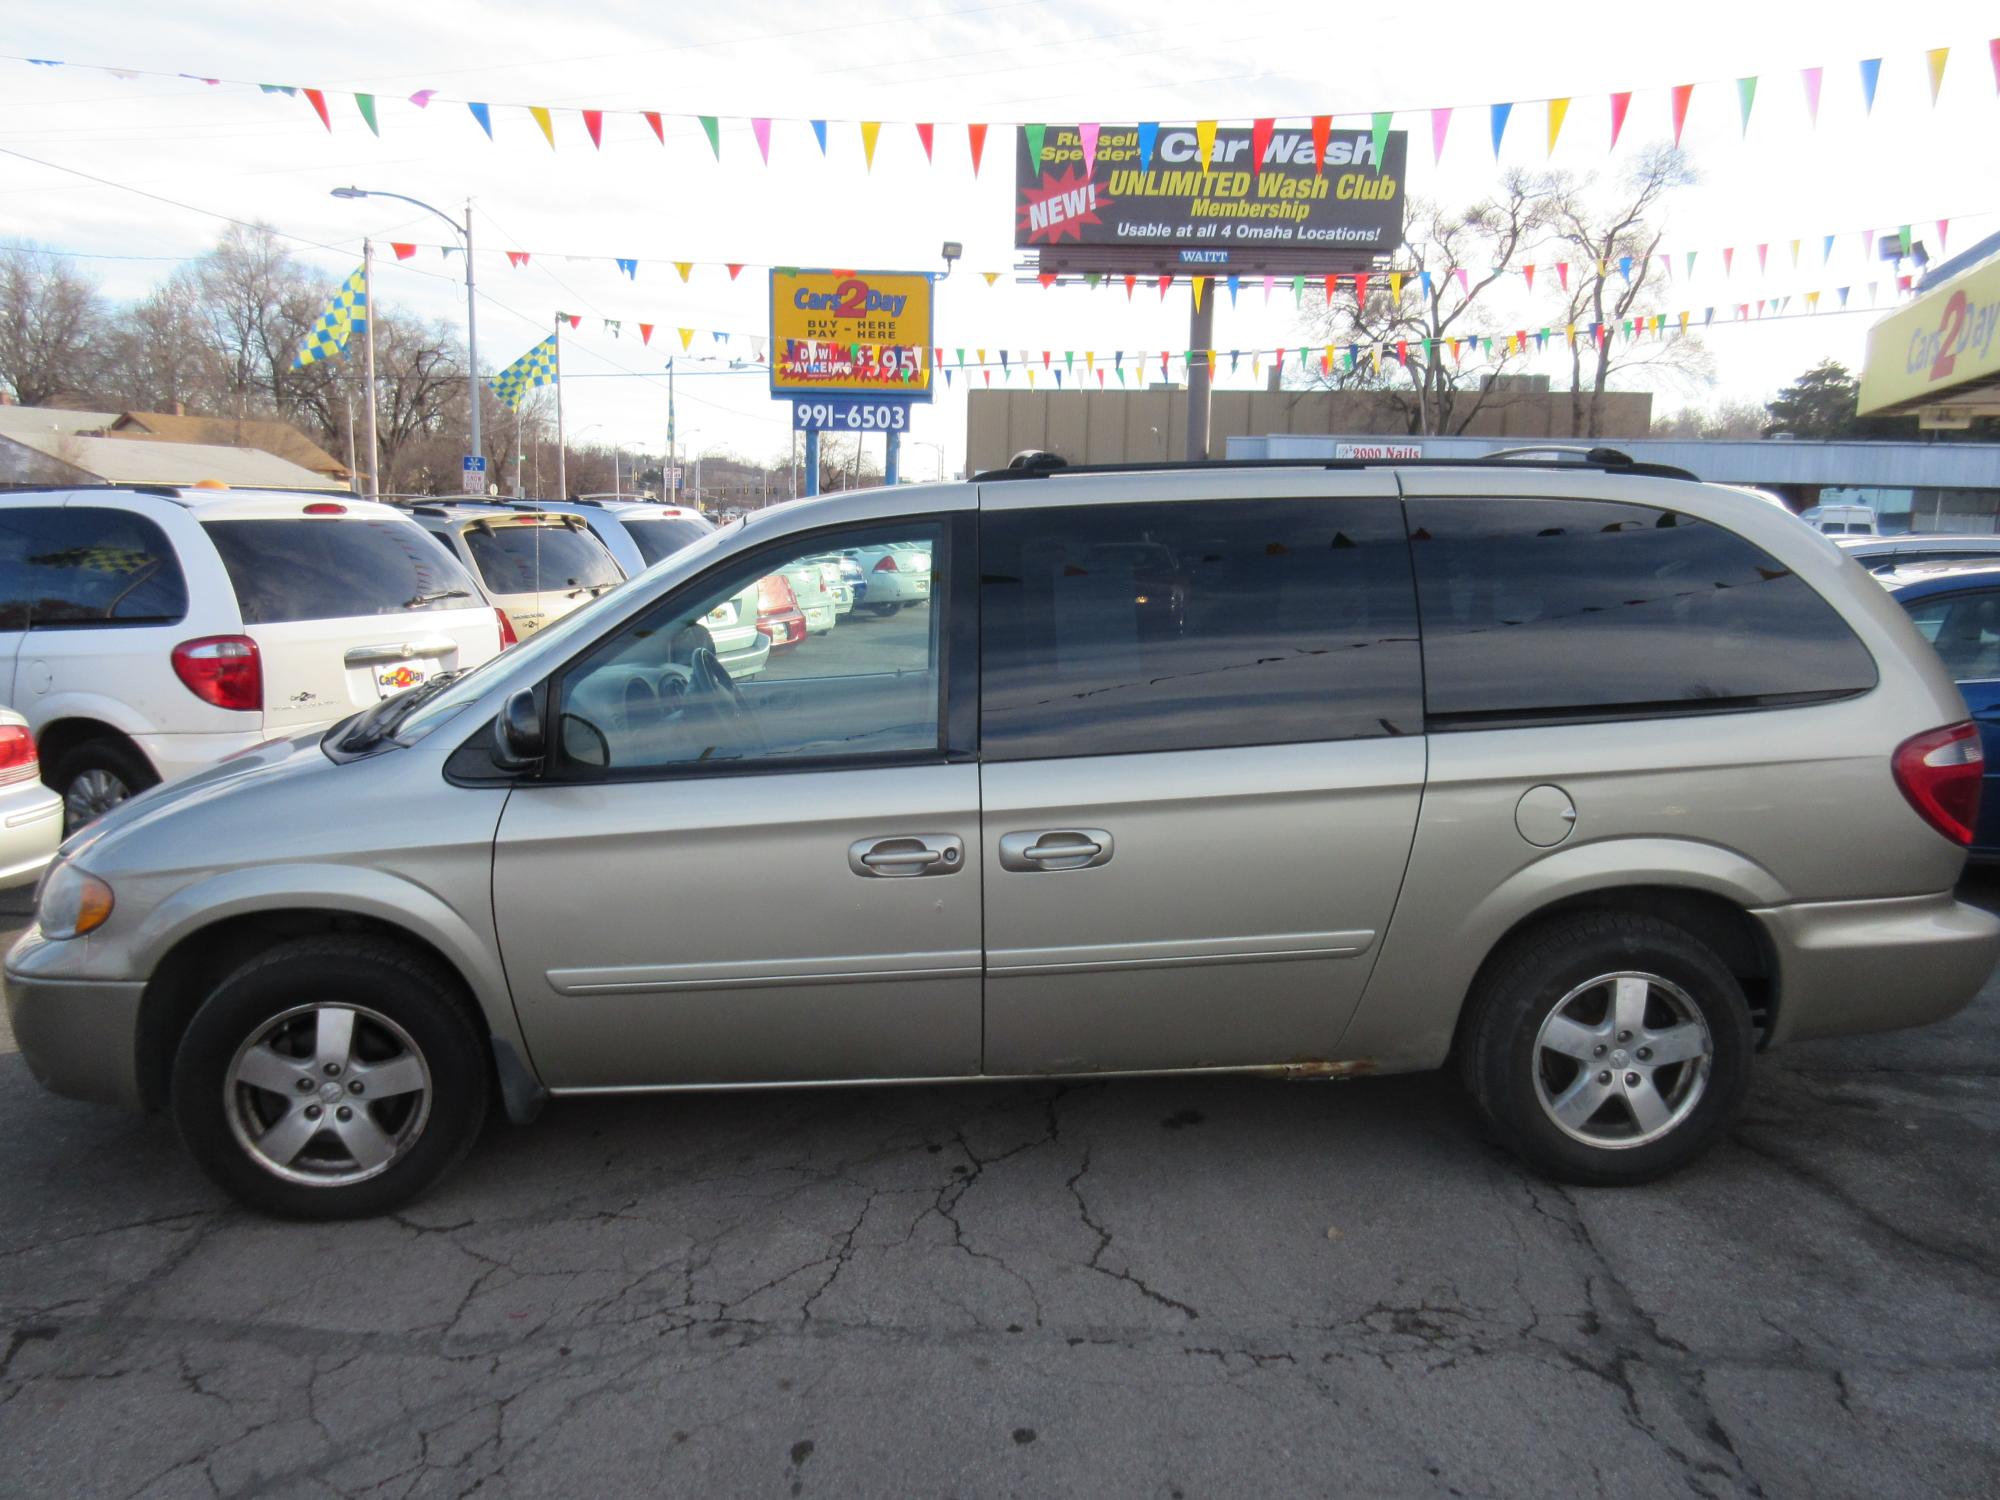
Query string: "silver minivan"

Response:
xmin=10 ymin=454 xmax=1998 ymax=1217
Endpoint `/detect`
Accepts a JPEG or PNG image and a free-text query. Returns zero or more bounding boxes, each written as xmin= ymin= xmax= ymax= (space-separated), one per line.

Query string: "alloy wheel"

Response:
xmin=64 ymin=768 xmax=130 ymax=829
xmin=1531 ymin=971 xmax=1713 ymax=1149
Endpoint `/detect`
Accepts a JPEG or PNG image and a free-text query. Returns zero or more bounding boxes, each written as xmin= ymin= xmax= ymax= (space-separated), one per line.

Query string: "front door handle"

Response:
xmin=848 ymin=834 xmax=964 ymax=878
xmin=997 ymin=828 xmax=1115 ymax=872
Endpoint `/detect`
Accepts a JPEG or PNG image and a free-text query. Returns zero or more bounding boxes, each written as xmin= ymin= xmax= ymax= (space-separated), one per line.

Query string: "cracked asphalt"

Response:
xmin=3 ymin=882 xmax=1998 ymax=1499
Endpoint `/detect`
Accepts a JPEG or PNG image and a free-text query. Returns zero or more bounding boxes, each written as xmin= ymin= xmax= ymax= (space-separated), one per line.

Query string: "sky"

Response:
xmin=2 ymin=0 xmax=1996 ymax=480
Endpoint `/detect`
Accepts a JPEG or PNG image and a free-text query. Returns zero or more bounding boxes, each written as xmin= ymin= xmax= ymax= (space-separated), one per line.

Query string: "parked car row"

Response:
xmin=0 ymin=485 xmax=718 ymax=830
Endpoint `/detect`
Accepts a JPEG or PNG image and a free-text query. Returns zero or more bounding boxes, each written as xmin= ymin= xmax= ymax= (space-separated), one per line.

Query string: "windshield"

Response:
xmin=389 ymin=522 xmax=736 ymax=742
xmin=623 ymin=517 xmax=714 ymax=567
xmin=463 ymin=521 xmax=623 ymax=595
xmin=204 ymin=518 xmax=479 ymax=623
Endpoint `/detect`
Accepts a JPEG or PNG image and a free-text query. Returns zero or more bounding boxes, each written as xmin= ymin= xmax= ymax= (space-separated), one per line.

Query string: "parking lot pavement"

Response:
xmin=2 ymin=886 xmax=1996 ymax=1499
xmin=757 ymin=600 xmax=930 ymax=681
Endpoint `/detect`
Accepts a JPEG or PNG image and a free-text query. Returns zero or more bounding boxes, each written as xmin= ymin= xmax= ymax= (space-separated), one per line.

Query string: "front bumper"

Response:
xmin=5 ymin=927 xmax=146 ymax=1111
xmin=1757 ymin=892 xmax=2000 ymax=1045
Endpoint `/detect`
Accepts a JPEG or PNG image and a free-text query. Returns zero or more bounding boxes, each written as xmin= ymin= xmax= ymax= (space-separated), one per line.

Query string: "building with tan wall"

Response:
xmin=965 ymin=378 xmax=1652 ymax=473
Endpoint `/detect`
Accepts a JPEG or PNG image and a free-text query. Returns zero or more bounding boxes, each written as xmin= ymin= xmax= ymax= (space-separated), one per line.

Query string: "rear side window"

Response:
xmin=0 ymin=505 xmax=188 ymax=628
xmin=980 ymin=497 xmax=1422 ymax=759
xmin=623 ymin=517 xmax=713 ymax=567
xmin=463 ymin=521 xmax=623 ymax=594
xmin=203 ymin=517 xmax=481 ymax=624
xmin=1407 ymin=498 xmax=1878 ymax=728
xmin=1901 ymin=591 xmax=2000 ymax=680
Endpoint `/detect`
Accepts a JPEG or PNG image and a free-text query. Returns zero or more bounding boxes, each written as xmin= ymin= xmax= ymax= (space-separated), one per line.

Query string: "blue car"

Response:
xmin=1884 ymin=559 xmax=2000 ymax=857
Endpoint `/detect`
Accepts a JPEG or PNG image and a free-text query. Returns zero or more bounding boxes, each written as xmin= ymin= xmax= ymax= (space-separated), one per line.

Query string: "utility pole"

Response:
xmin=553 ymin=316 xmax=567 ymax=501
xmin=362 ymin=239 xmax=380 ymax=499
xmin=666 ymin=362 xmax=677 ymax=500
xmin=463 ymin=199 xmax=481 ymax=481
xmin=1186 ymin=284 xmax=1214 ymax=461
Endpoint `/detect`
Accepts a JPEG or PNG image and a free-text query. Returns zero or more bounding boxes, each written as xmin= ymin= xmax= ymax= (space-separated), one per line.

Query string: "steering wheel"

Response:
xmin=685 ymin=646 xmax=767 ymax=757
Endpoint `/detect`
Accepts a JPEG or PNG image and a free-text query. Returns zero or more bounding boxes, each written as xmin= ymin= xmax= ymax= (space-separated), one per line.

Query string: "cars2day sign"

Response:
xmin=1015 ymin=124 xmax=1407 ymax=274
xmin=769 ymin=269 xmax=934 ymax=398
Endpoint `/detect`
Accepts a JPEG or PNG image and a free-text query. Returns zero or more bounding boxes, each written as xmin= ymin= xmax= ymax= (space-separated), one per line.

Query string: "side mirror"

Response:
xmin=491 ymin=688 xmax=545 ymax=771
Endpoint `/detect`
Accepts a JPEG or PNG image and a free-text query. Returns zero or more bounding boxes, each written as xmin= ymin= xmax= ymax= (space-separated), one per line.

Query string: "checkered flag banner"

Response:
xmin=294 ymin=265 xmax=368 ymax=368
xmin=489 ymin=334 xmax=558 ymax=411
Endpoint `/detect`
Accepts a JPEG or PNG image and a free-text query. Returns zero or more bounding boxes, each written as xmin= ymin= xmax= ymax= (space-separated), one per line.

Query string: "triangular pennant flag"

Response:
xmin=1685 ymin=250 xmax=1696 ymax=276
xmin=1789 ymin=239 xmax=1800 ymax=269
xmin=1703 ymin=307 xmax=1714 ymax=326
xmin=1723 ymin=246 xmax=1735 ymax=275
xmin=1609 ymin=91 xmax=1631 ymax=149
xmin=752 ymin=118 xmax=772 ymax=163
xmin=582 ymin=109 xmax=603 ymax=149
xmin=259 ymin=84 xmax=298 ymax=96
xmin=1324 ymin=273 xmax=1336 ymax=303
xmin=1837 ymin=286 xmax=1849 ymax=307
xmin=1546 ymin=97 xmax=1569 ymax=155
xmin=1489 ymin=101 xmax=1512 ymax=157
xmin=1123 ymin=274 xmax=1136 ymax=299
xmin=1618 ymin=256 xmax=1632 ymax=282
xmin=1937 ymin=218 xmax=1950 ymax=251
xmin=1992 ymin=37 xmax=2000 ymax=95
xmin=1523 ymin=264 xmax=1536 ymax=293
xmin=616 ymin=258 xmax=638 ymax=279
xmin=1292 ymin=274 xmax=1304 ymax=305
xmin=698 ymin=116 xmax=720 ymax=159
xmin=303 ymin=87 xmax=332 ymax=132
xmin=1138 ymin=122 xmax=1159 ymax=171
xmin=1420 ymin=269 xmax=1433 ymax=297
xmin=1802 ymin=66 xmax=1823 ymax=123
xmin=1206 ymin=350 xmax=1216 ymax=379
xmin=1899 ymin=224 xmax=1912 ymax=254
xmin=604 ymin=319 xmax=621 ymax=338
xmin=1822 ymin=234 xmax=1835 ymax=265
xmin=1860 ymin=58 xmax=1881 ymax=113
xmin=505 ymin=251 xmax=530 ymax=269
xmin=1195 ymin=120 xmax=1217 ymax=171
xmin=410 ymin=89 xmax=436 ymax=107
xmin=1756 ymin=243 xmax=1768 ymax=273
xmin=529 ymin=105 xmax=555 ymax=149
xmin=1354 ymin=272 xmax=1370 ymax=305
xmin=1037 ymin=272 xmax=1056 ymax=289
xmin=638 ymin=323 xmax=654 ymax=345
xmin=984 ymin=271 xmax=1001 ymax=287
xmin=1263 ymin=273 xmax=1275 ymax=303
xmin=860 ymin=121 xmax=881 ymax=169
xmin=678 ymin=328 xmax=694 ymax=351
xmin=1250 ymin=118 xmax=1273 ymax=169
xmin=1191 ymin=276 xmax=1205 ymax=311
xmin=1079 ymin=122 xmax=1099 ymax=175
xmin=390 ymin=242 xmax=415 ymax=261
xmin=1670 ymin=84 xmax=1693 ymax=146
xmin=916 ymin=122 xmax=934 ymax=162
xmin=1389 ymin=271 xmax=1403 ymax=303
xmin=1927 ymin=47 xmax=1949 ymax=105
xmin=1024 ymin=123 xmax=1046 ymax=172
xmin=1806 ymin=290 xmax=1821 ymax=311
xmin=1863 ymin=227 xmax=1875 ymax=259
xmin=967 ymin=122 xmax=988 ymax=175
xmin=1430 ymin=107 xmax=1451 ymax=164
xmin=468 ymin=101 xmax=493 ymax=139
xmin=1679 ymin=310 xmax=1690 ymax=334
xmin=1736 ymin=76 xmax=1757 ymax=135
xmin=354 ymin=93 xmax=379 ymax=136
xmin=674 ymin=261 xmax=692 ymax=282
xmin=811 ymin=119 xmax=828 ymax=154
xmin=1227 ymin=274 xmax=1240 ymax=306
xmin=643 ymin=111 xmax=664 ymax=144
xmin=566 ymin=315 xmax=581 ymax=330
xmin=1455 ymin=267 xmax=1469 ymax=296
xmin=1370 ymin=111 xmax=1390 ymax=171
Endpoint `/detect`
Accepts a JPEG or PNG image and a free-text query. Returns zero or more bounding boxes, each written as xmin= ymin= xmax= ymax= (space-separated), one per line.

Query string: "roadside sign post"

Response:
xmin=770 ymin=269 xmax=935 ymax=496
xmin=461 ymin=454 xmax=487 ymax=494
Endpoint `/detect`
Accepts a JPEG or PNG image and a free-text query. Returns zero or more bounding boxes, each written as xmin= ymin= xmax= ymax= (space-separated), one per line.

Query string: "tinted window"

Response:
xmin=623 ymin=517 xmax=714 ymax=567
xmin=464 ymin=521 xmax=623 ymax=595
xmin=555 ymin=524 xmax=942 ymax=773
xmin=980 ymin=498 xmax=1421 ymax=759
xmin=0 ymin=506 xmax=188 ymax=629
xmin=1407 ymin=498 xmax=1878 ymax=726
xmin=203 ymin=518 xmax=482 ymax=625
xmin=1902 ymin=591 xmax=2000 ymax=680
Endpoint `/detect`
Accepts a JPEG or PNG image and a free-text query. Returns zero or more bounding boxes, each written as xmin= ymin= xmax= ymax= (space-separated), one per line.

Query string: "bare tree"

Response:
xmin=1297 ymin=172 xmax=1558 ymax=435
xmin=104 ymin=270 xmax=224 ymax=413
xmin=0 ymin=244 xmax=112 ymax=407
xmin=1650 ymin=398 xmax=1767 ymax=439
xmin=1546 ymin=145 xmax=1710 ymax=437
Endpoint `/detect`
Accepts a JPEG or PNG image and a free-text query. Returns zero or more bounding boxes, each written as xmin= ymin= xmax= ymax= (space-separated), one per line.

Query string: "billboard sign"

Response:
xmin=1857 ymin=251 xmax=2000 ymax=416
xmin=1016 ymin=124 xmax=1406 ymax=275
xmin=769 ymin=268 xmax=934 ymax=399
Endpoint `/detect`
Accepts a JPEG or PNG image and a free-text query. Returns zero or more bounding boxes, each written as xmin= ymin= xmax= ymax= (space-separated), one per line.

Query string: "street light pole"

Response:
xmin=331 ymin=187 xmax=482 ymax=489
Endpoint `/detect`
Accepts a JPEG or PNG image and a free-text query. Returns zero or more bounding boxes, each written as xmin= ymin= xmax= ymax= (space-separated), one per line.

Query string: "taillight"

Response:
xmin=758 ymin=574 xmax=797 ymax=611
xmin=0 ymin=723 xmax=36 ymax=785
xmin=873 ymin=553 xmax=899 ymax=573
xmin=172 ymin=635 xmax=262 ymax=713
xmin=495 ymin=608 xmax=519 ymax=648
xmin=1892 ymin=721 xmax=1983 ymax=847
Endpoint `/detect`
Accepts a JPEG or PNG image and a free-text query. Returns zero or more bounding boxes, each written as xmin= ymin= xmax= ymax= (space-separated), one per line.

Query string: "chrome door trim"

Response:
xmin=548 ymin=949 xmax=982 ymax=996
xmin=987 ymin=928 xmax=1377 ymax=976
xmin=343 ymin=635 xmax=459 ymax=665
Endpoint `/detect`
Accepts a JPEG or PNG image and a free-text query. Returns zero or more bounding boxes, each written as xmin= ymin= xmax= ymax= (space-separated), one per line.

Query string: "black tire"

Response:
xmin=862 ymin=601 xmax=899 ymax=617
xmin=171 ymin=936 xmax=491 ymax=1219
xmin=47 ymin=735 xmax=159 ymax=833
xmin=1458 ymin=911 xmax=1754 ymax=1186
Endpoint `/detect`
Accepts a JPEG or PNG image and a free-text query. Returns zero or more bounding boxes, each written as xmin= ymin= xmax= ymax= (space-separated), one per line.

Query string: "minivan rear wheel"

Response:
xmin=171 ymin=937 xmax=490 ymax=1219
xmin=48 ymin=736 xmax=158 ymax=833
xmin=1459 ymin=912 xmax=1753 ymax=1186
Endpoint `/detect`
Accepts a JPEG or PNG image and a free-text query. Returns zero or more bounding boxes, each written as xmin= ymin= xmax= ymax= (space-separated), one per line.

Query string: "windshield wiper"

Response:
xmin=404 ymin=588 xmax=472 ymax=607
xmin=341 ymin=669 xmax=467 ymax=751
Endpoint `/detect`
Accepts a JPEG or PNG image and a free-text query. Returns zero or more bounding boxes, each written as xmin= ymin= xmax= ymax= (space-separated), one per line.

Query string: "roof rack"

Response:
xmin=971 ymin=447 xmax=1698 ymax=483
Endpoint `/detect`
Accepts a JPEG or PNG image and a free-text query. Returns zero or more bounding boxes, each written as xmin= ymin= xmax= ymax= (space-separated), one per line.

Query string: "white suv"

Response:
xmin=0 ymin=486 xmax=507 ymax=828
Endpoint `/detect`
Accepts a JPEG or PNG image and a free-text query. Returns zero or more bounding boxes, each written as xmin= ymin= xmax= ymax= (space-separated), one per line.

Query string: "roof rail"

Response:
xmin=971 ymin=452 xmax=1698 ymax=483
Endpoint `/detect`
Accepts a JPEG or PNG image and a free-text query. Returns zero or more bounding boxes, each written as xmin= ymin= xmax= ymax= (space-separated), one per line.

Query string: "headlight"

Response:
xmin=38 ymin=863 xmax=114 ymax=940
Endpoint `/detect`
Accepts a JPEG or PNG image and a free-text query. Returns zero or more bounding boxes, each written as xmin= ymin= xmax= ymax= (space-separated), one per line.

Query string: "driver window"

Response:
xmin=554 ymin=525 xmax=943 ymax=772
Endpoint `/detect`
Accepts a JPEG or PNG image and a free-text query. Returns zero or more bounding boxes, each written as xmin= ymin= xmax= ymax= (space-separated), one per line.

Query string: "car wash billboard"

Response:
xmin=1016 ymin=123 xmax=1407 ymax=275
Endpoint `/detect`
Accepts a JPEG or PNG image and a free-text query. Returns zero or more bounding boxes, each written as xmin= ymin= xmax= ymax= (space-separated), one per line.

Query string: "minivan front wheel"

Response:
xmin=172 ymin=937 xmax=490 ymax=1218
xmin=1460 ymin=913 xmax=1753 ymax=1186
xmin=48 ymin=736 xmax=158 ymax=833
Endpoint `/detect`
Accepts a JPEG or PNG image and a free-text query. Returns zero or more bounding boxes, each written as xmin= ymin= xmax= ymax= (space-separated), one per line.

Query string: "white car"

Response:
xmin=0 ymin=487 xmax=507 ymax=828
xmin=844 ymin=542 xmax=932 ymax=615
xmin=0 ymin=708 xmax=60 ymax=888
xmin=401 ymin=502 xmax=626 ymax=639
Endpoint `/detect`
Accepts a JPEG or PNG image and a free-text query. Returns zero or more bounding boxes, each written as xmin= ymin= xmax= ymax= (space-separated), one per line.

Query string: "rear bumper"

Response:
xmin=5 ymin=928 xmax=146 ymax=1111
xmin=1757 ymin=892 xmax=2000 ymax=1045
xmin=0 ymin=782 xmax=61 ymax=889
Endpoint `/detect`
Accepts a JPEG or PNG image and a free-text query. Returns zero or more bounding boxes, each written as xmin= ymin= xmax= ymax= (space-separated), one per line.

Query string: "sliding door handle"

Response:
xmin=997 ymin=828 xmax=1115 ymax=872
